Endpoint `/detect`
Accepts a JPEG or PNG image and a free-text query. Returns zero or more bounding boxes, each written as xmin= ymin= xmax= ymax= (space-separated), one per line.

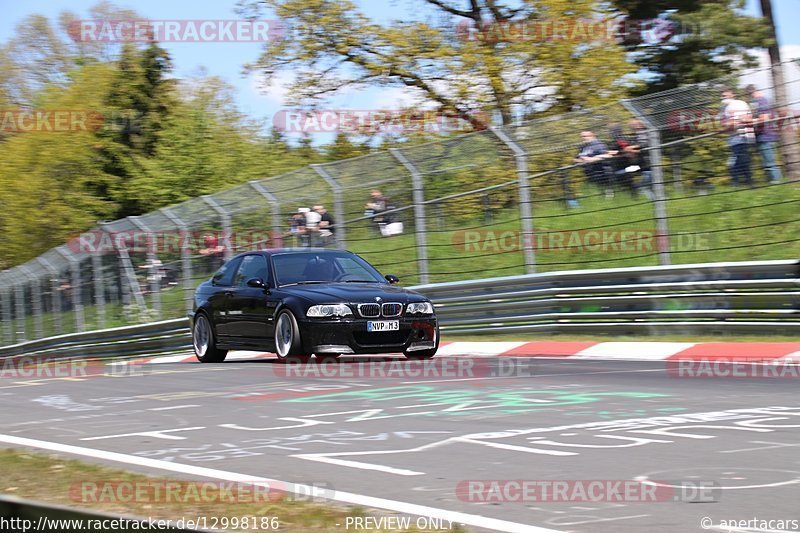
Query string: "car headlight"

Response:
xmin=406 ymin=302 xmax=434 ymax=315
xmin=307 ymin=304 xmax=353 ymax=317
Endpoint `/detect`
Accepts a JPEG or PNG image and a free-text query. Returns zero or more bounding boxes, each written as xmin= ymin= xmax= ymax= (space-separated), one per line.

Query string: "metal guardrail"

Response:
xmin=0 ymin=260 xmax=797 ymax=359
xmin=0 ymin=318 xmax=190 ymax=358
xmin=414 ymin=259 xmax=800 ymax=335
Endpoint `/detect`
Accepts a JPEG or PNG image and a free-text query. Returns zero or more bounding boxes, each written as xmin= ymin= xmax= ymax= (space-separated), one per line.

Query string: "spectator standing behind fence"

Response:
xmin=574 ymin=131 xmax=612 ymax=198
xmin=365 ymin=190 xmax=390 ymax=232
xmin=305 ymin=206 xmax=322 ymax=246
xmin=628 ymin=119 xmax=653 ymax=199
xmin=312 ymin=204 xmax=335 ymax=246
xmin=720 ymin=87 xmax=754 ymax=187
xmin=608 ymin=123 xmax=639 ymax=198
xmin=746 ymin=85 xmax=783 ymax=183
xmin=289 ymin=209 xmax=308 ymax=247
xmin=199 ymin=232 xmax=225 ymax=272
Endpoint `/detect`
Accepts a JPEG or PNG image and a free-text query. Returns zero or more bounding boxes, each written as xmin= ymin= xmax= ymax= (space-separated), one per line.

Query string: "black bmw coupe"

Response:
xmin=190 ymin=249 xmax=439 ymax=363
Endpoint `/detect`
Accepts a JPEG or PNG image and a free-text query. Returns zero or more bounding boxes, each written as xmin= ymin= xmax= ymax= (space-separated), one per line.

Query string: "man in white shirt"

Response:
xmin=303 ymin=206 xmax=322 ymax=246
xmin=720 ymin=87 xmax=754 ymax=186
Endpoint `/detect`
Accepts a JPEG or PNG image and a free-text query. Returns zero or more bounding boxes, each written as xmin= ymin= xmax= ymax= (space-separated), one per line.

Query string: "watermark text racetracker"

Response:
xmin=455 ymin=17 xmax=701 ymax=44
xmin=667 ymin=108 xmax=799 ymax=134
xmin=69 ymin=19 xmax=285 ymax=42
xmin=67 ymin=229 xmax=280 ymax=255
xmin=0 ymin=356 xmax=152 ymax=380
xmin=274 ymin=358 xmax=537 ymax=380
xmin=452 ymin=229 xmax=710 ymax=254
xmin=273 ymin=109 xmax=490 ymax=134
xmin=72 ymin=479 xmax=334 ymax=504
xmin=668 ymin=359 xmax=800 ymax=379
xmin=0 ymin=109 xmax=105 ymax=134
xmin=457 ymin=479 xmax=720 ymax=503
xmin=1 ymin=108 xmax=169 ymax=135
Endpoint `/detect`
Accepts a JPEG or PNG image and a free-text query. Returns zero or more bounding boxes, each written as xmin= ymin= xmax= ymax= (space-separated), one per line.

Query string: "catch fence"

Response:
xmin=1 ymin=61 xmax=799 ymax=343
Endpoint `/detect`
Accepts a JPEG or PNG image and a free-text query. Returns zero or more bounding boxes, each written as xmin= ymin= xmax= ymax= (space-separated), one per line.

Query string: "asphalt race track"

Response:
xmin=1 ymin=352 xmax=799 ymax=533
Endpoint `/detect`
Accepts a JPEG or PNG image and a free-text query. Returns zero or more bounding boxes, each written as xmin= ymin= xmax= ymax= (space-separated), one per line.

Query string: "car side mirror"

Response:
xmin=246 ymin=277 xmax=266 ymax=289
xmin=385 ymin=274 xmax=399 ymax=285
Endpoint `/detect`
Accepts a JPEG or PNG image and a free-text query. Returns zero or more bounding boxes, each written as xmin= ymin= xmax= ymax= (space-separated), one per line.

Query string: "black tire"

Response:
xmin=193 ymin=313 xmax=227 ymax=363
xmin=275 ymin=310 xmax=311 ymax=363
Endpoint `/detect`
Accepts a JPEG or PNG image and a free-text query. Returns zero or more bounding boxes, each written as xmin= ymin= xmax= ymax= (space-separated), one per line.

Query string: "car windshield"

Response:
xmin=271 ymin=251 xmax=386 ymax=286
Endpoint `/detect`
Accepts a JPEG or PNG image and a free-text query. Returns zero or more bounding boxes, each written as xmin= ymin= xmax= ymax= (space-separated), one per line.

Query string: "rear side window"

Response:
xmin=212 ymin=257 xmax=241 ymax=286
xmin=234 ymin=255 xmax=270 ymax=287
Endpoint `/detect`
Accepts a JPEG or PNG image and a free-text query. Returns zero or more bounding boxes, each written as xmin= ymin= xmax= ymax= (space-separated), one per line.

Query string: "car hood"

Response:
xmin=280 ymin=282 xmax=426 ymax=304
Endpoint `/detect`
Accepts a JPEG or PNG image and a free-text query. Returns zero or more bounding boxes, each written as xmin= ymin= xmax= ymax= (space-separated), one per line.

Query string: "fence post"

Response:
xmin=90 ymin=249 xmax=106 ymax=329
xmin=249 ymin=180 xmax=283 ymax=247
xmin=38 ymin=257 xmax=63 ymax=335
xmin=389 ymin=148 xmax=429 ymax=285
xmin=129 ymin=216 xmax=162 ymax=319
xmin=8 ymin=269 xmax=27 ymax=343
xmin=19 ymin=265 xmax=43 ymax=340
xmin=311 ymin=165 xmax=346 ymax=250
xmin=621 ymin=99 xmax=671 ymax=266
xmin=766 ymin=59 xmax=800 ymax=180
xmin=100 ymin=222 xmax=148 ymax=321
xmin=1 ymin=280 xmax=12 ymax=344
xmin=490 ymin=127 xmax=536 ymax=274
xmin=202 ymin=195 xmax=233 ymax=261
xmin=162 ymin=208 xmax=194 ymax=315
xmin=55 ymin=247 xmax=84 ymax=332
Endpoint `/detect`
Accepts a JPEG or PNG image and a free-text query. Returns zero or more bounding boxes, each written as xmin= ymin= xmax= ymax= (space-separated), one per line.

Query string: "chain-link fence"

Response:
xmin=2 ymin=61 xmax=799 ymax=344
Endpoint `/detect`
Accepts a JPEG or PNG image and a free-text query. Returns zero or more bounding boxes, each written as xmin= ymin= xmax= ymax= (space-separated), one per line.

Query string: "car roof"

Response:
xmin=231 ymin=248 xmax=353 ymax=259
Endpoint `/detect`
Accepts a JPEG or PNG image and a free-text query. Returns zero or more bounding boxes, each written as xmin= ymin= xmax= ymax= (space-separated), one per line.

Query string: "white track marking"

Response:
xmin=572 ymin=342 xmax=696 ymax=360
xmin=226 ymin=351 xmax=274 ymax=361
xmin=0 ymin=434 xmax=560 ymax=533
xmin=80 ymin=427 xmax=205 ymax=441
xmin=147 ymin=405 xmax=201 ymax=411
xmin=720 ymin=441 xmax=800 ymax=453
xmin=635 ymin=475 xmax=800 ymax=491
xmin=435 ymin=342 xmax=527 ymax=356
xmin=144 ymin=354 xmax=196 ymax=364
xmin=774 ymin=351 xmax=800 ymax=363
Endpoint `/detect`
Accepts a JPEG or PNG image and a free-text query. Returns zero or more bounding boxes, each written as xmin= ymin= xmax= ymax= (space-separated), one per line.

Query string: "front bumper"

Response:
xmin=299 ymin=316 xmax=438 ymax=355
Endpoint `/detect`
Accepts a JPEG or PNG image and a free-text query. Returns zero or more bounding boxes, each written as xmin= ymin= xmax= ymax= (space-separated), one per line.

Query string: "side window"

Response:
xmin=234 ymin=255 xmax=269 ymax=287
xmin=211 ymin=257 xmax=241 ymax=286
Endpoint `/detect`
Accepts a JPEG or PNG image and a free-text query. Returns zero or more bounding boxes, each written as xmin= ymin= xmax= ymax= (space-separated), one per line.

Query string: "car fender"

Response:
xmin=272 ymin=295 xmax=309 ymax=323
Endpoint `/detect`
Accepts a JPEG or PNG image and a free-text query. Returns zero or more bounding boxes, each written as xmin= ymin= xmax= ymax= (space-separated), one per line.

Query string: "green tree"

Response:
xmin=0 ymin=63 xmax=120 ymax=267
xmin=242 ymin=0 xmax=636 ymax=126
xmin=130 ymin=75 xmax=266 ymax=210
xmin=324 ymin=132 xmax=370 ymax=161
xmin=98 ymin=41 xmax=176 ymax=216
xmin=611 ymin=0 xmax=771 ymax=94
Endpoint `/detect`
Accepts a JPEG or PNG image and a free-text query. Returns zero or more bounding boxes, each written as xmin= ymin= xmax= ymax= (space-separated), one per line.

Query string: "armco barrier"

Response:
xmin=419 ymin=259 xmax=800 ymax=335
xmin=0 ymin=318 xmax=190 ymax=358
xmin=1 ymin=260 xmax=798 ymax=359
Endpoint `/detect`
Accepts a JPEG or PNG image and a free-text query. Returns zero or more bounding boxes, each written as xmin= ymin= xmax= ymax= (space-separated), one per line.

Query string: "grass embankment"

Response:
xmin=0 ymin=449 xmax=465 ymax=533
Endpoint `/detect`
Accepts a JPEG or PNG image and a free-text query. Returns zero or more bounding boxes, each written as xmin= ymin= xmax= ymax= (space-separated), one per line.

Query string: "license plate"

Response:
xmin=367 ymin=320 xmax=399 ymax=332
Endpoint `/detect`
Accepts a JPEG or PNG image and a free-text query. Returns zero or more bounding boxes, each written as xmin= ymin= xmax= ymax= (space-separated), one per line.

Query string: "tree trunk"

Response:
xmin=759 ymin=0 xmax=800 ymax=181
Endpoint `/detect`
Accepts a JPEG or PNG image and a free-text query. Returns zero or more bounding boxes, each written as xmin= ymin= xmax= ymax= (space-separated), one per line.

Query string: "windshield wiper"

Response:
xmin=342 ymin=279 xmax=377 ymax=283
xmin=280 ymin=280 xmax=329 ymax=287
